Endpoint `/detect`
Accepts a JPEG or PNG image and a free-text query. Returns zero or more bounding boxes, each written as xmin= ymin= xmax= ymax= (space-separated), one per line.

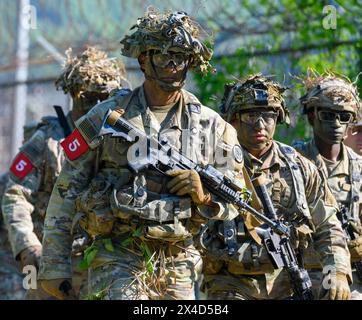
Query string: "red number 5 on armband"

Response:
xmin=10 ymin=153 xmax=34 ymax=179
xmin=61 ymin=129 xmax=89 ymax=161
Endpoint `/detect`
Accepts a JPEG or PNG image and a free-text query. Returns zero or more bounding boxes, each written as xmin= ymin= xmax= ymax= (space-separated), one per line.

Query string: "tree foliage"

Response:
xmin=193 ymin=0 xmax=362 ymax=144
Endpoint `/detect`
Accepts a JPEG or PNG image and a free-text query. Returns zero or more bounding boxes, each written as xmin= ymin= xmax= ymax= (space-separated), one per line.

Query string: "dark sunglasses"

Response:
xmin=317 ymin=110 xmax=353 ymax=124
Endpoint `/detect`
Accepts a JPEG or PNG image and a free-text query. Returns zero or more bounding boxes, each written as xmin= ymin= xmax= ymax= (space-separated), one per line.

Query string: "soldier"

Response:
xmin=38 ymin=10 xmax=242 ymax=300
xmin=344 ymin=107 xmax=362 ymax=156
xmin=0 ymin=173 xmax=26 ymax=300
xmin=0 ymin=122 xmax=43 ymax=300
xmin=294 ymin=72 xmax=362 ymax=300
xmin=201 ymin=74 xmax=351 ymax=300
xmin=2 ymin=46 xmax=124 ymax=299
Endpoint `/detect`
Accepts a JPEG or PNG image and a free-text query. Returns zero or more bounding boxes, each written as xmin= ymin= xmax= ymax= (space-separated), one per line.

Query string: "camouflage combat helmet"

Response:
xmin=220 ymin=74 xmax=290 ymax=124
xmin=55 ymin=47 xmax=126 ymax=97
xmin=300 ymin=70 xmax=361 ymax=121
xmin=120 ymin=9 xmax=213 ymax=75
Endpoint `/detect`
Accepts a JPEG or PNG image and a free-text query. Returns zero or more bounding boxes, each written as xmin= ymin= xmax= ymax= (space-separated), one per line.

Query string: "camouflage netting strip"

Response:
xmin=299 ymin=69 xmax=361 ymax=116
xmin=120 ymin=8 xmax=213 ymax=75
xmin=56 ymin=47 xmax=126 ymax=95
xmin=225 ymin=74 xmax=287 ymax=116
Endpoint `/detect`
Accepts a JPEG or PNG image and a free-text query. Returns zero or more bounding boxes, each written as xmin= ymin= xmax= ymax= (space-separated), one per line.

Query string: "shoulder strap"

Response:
xmin=346 ymin=147 xmax=361 ymax=218
xmin=276 ymin=142 xmax=311 ymax=220
xmin=53 ymin=105 xmax=71 ymax=137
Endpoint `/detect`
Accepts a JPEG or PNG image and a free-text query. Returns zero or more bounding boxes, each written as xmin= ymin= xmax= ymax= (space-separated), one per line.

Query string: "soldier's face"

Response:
xmin=72 ymin=91 xmax=109 ymax=116
xmin=141 ymin=50 xmax=190 ymax=85
xmin=312 ymin=107 xmax=352 ymax=144
xmin=231 ymin=108 xmax=277 ymax=156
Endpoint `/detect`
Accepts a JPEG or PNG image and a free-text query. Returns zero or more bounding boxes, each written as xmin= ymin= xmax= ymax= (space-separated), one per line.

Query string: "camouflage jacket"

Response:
xmin=38 ymin=86 xmax=242 ymax=280
xmin=2 ymin=114 xmax=74 ymax=258
xmin=0 ymin=173 xmax=9 ymax=221
xmin=295 ymin=139 xmax=362 ymax=225
xmin=207 ymin=141 xmax=351 ymax=283
xmin=0 ymin=172 xmax=10 ymax=245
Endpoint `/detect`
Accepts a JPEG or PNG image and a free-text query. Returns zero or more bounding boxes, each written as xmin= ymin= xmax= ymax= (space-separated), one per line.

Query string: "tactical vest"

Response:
xmin=77 ymin=88 xmax=210 ymax=242
xmin=294 ymin=140 xmax=361 ymax=224
xmin=202 ymin=142 xmax=313 ymax=274
xmin=346 ymin=148 xmax=362 ymax=222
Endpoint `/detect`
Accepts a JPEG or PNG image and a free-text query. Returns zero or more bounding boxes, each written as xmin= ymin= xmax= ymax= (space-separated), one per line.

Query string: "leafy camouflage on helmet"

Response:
xmin=55 ymin=47 xmax=126 ymax=96
xmin=120 ymin=9 xmax=213 ymax=75
xmin=220 ymin=74 xmax=290 ymax=124
xmin=300 ymin=69 xmax=361 ymax=119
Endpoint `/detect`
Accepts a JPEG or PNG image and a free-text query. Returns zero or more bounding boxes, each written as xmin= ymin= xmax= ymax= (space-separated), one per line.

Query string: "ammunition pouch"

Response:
xmin=76 ymin=168 xmax=194 ymax=242
xmin=110 ymin=185 xmax=193 ymax=242
xmin=76 ymin=174 xmax=116 ymax=238
xmin=200 ymin=220 xmax=275 ymax=274
xmin=202 ymin=218 xmax=314 ymax=275
xmin=110 ymin=186 xmax=192 ymax=223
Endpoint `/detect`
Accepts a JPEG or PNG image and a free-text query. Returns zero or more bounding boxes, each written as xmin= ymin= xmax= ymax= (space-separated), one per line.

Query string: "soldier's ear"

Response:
xmin=138 ymin=53 xmax=147 ymax=73
xmin=307 ymin=110 xmax=315 ymax=126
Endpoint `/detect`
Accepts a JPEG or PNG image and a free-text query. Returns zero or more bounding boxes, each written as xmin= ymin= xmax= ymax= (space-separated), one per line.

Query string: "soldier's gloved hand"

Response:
xmin=348 ymin=236 xmax=362 ymax=260
xmin=167 ymin=169 xmax=212 ymax=205
xmin=41 ymin=279 xmax=76 ymax=300
xmin=19 ymin=245 xmax=42 ymax=270
xmin=328 ymin=272 xmax=351 ymax=300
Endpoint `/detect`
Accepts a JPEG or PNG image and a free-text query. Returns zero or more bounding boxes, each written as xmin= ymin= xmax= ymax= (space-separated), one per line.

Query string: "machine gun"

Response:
xmin=100 ymin=109 xmax=314 ymax=300
xmin=337 ymin=205 xmax=362 ymax=282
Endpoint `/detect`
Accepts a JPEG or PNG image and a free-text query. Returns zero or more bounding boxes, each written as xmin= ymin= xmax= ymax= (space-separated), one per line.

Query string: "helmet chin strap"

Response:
xmin=145 ymin=55 xmax=189 ymax=92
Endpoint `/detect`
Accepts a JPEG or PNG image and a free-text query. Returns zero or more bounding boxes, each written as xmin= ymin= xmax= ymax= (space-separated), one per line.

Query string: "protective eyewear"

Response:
xmin=151 ymin=51 xmax=190 ymax=70
xmin=239 ymin=111 xmax=278 ymax=125
xmin=317 ymin=110 xmax=353 ymax=124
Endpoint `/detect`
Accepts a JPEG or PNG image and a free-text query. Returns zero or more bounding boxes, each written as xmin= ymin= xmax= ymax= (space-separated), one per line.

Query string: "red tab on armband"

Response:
xmin=9 ymin=153 xmax=34 ymax=179
xmin=61 ymin=129 xmax=89 ymax=161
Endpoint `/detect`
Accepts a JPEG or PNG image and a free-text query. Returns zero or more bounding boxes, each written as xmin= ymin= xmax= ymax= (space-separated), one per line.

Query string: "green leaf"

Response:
xmin=78 ymin=243 xmax=99 ymax=270
xmin=140 ymin=243 xmax=154 ymax=275
xmin=103 ymin=238 xmax=114 ymax=252
xmin=146 ymin=258 xmax=154 ymax=275
xmin=78 ymin=259 xmax=89 ymax=271
xmin=121 ymin=237 xmax=132 ymax=247
xmin=143 ymin=243 xmax=152 ymax=260
xmin=85 ymin=247 xmax=98 ymax=267
xmin=132 ymin=227 xmax=143 ymax=238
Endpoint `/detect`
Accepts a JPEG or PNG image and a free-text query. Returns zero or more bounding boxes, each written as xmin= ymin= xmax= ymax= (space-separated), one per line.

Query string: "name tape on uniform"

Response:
xmin=10 ymin=153 xmax=34 ymax=179
xmin=61 ymin=129 xmax=89 ymax=161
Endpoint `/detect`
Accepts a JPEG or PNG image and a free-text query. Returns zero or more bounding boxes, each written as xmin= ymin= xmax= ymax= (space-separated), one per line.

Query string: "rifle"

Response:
xmin=100 ymin=109 xmax=314 ymax=300
xmin=253 ymin=175 xmax=314 ymax=300
xmin=337 ymin=205 xmax=362 ymax=282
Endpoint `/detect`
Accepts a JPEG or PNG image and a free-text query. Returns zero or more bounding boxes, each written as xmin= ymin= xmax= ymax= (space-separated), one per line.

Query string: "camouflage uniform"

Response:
xmin=38 ymin=11 xmax=241 ymax=300
xmin=0 ymin=173 xmax=26 ymax=300
xmin=2 ymin=47 xmax=124 ymax=299
xmin=202 ymin=75 xmax=351 ymax=300
xmin=295 ymin=73 xmax=362 ymax=300
xmin=0 ymin=123 xmax=39 ymax=300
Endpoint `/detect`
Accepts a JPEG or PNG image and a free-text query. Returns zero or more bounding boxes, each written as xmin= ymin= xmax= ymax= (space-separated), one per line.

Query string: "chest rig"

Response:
xmin=202 ymin=142 xmax=313 ymax=272
xmin=296 ymin=140 xmax=361 ymax=223
xmin=273 ymin=142 xmax=311 ymax=223
xmin=109 ymin=89 xmax=205 ymax=238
